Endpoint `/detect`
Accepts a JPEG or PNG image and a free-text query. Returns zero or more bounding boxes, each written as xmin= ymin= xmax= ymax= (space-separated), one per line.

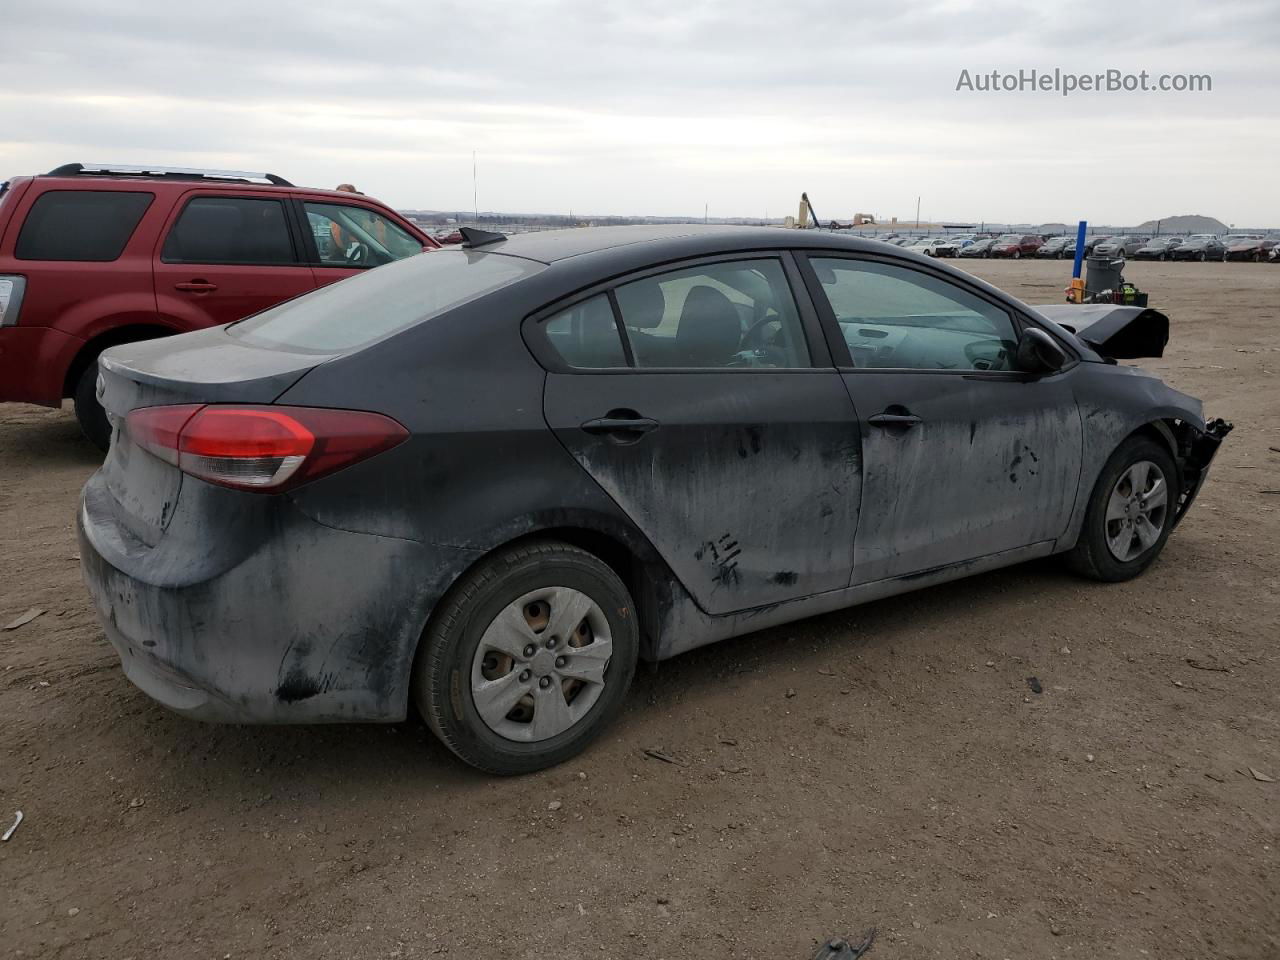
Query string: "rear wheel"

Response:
xmin=73 ymin=362 xmax=111 ymax=452
xmin=414 ymin=540 xmax=639 ymax=775
xmin=1066 ymin=436 xmax=1179 ymax=582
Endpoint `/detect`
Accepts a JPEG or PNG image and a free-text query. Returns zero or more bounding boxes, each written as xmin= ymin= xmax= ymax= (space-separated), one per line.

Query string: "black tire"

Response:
xmin=413 ymin=539 xmax=639 ymax=775
xmin=1065 ymin=435 xmax=1180 ymax=583
xmin=1198 ymin=252 xmax=1207 ymax=262
xmin=73 ymin=362 xmax=111 ymax=452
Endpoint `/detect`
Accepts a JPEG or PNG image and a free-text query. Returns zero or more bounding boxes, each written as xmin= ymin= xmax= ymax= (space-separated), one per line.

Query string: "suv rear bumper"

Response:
xmin=0 ymin=326 xmax=83 ymax=407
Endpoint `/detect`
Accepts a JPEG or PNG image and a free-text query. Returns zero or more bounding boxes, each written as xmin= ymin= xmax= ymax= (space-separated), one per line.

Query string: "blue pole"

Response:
xmin=1072 ymin=219 xmax=1087 ymax=279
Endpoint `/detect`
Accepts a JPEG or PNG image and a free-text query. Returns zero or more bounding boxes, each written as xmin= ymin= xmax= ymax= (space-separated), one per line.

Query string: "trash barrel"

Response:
xmin=1085 ymin=257 xmax=1125 ymax=299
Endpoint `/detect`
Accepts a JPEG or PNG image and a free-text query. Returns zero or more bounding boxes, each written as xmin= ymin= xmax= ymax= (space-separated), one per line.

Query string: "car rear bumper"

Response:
xmin=0 ymin=326 xmax=84 ymax=406
xmin=77 ymin=469 xmax=475 ymax=724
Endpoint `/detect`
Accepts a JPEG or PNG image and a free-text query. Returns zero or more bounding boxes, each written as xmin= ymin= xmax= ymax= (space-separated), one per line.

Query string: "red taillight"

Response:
xmin=125 ymin=404 xmax=408 ymax=492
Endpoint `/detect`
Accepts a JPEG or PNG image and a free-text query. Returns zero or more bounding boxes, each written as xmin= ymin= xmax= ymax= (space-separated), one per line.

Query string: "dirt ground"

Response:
xmin=1 ymin=259 xmax=1277 ymax=960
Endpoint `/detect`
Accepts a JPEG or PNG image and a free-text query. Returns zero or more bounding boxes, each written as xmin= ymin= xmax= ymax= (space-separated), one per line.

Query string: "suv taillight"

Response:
xmin=126 ymin=404 xmax=408 ymax=492
xmin=0 ymin=276 xmax=26 ymax=327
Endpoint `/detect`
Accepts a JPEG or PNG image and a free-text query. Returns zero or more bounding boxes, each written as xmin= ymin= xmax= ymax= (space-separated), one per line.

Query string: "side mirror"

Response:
xmin=1015 ymin=327 xmax=1067 ymax=374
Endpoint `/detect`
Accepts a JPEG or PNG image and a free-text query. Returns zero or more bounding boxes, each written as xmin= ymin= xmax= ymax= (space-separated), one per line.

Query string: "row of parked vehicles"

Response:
xmin=873 ymin=231 xmax=1280 ymax=263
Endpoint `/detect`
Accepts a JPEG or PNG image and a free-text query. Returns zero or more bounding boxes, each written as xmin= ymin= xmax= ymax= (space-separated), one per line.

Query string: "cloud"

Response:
xmin=1 ymin=0 xmax=1276 ymax=223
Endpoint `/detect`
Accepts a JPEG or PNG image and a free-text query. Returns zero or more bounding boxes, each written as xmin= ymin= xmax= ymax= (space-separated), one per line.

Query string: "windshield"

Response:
xmin=996 ymin=235 xmax=1020 ymax=243
xmin=231 ymin=250 xmax=545 ymax=353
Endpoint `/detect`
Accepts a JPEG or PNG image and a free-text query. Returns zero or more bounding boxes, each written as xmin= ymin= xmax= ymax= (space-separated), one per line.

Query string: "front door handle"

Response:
xmin=868 ymin=411 xmax=923 ymax=429
xmin=174 ymin=280 xmax=218 ymax=293
xmin=581 ymin=412 xmax=659 ymax=440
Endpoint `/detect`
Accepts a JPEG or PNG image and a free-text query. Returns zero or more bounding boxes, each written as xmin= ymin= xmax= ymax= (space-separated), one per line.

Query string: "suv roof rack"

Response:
xmin=46 ymin=163 xmax=294 ymax=187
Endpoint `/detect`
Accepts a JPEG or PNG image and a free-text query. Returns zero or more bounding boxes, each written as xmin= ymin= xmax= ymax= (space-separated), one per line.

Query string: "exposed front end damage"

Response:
xmin=1171 ymin=417 xmax=1234 ymax=525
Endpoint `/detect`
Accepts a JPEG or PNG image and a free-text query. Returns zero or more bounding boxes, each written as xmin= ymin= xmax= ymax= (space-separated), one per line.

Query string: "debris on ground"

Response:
xmin=812 ymin=928 xmax=876 ymax=959
xmin=1249 ymin=768 xmax=1275 ymax=783
xmin=1186 ymin=658 xmax=1231 ymax=673
xmin=786 ymin=687 xmax=797 ymax=698
xmin=643 ymin=748 xmax=688 ymax=767
xmin=2 ymin=810 xmax=22 ymax=842
xmin=3 ymin=608 xmax=45 ymax=631
xmin=1027 ymin=677 xmax=1043 ymax=694
xmin=548 ymin=800 xmax=563 ymax=811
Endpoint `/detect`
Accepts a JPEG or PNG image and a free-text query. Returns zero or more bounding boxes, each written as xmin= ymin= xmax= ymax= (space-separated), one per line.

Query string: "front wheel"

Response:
xmin=414 ymin=540 xmax=639 ymax=775
xmin=1066 ymin=436 xmax=1180 ymax=582
xmin=1012 ymin=250 xmax=1021 ymax=259
xmin=73 ymin=362 xmax=111 ymax=452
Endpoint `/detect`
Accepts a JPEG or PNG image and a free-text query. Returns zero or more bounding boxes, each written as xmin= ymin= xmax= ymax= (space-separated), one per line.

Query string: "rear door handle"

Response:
xmin=174 ymin=280 xmax=218 ymax=293
xmin=868 ymin=412 xmax=923 ymax=429
xmin=581 ymin=414 xmax=659 ymax=437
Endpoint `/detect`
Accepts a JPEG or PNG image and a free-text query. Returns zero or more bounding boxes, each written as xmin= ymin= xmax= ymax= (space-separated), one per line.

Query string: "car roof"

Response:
xmin=483 ymin=224 xmax=922 ymax=265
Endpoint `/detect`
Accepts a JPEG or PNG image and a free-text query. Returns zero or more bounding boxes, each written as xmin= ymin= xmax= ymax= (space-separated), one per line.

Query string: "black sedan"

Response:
xmin=1132 ymin=238 xmax=1185 ymax=261
xmin=958 ymin=237 xmax=996 ymax=258
xmin=1171 ymin=235 xmax=1226 ymax=261
xmin=79 ymin=226 xmax=1231 ymax=774
xmin=1035 ymin=236 xmax=1073 ymax=259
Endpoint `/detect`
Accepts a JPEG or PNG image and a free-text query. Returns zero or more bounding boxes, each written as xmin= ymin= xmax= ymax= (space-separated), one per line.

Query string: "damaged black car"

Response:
xmin=78 ymin=226 xmax=1231 ymax=774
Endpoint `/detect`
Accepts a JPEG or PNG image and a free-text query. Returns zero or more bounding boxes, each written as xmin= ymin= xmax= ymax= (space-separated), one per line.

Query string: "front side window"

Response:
xmin=162 ymin=197 xmax=296 ymax=266
xmin=612 ymin=259 xmax=810 ymax=369
xmin=16 ymin=190 xmax=153 ymax=262
xmin=810 ymin=257 xmax=1018 ymax=371
xmin=304 ymin=202 xmax=422 ymax=268
xmin=544 ymin=295 xmax=627 ymax=368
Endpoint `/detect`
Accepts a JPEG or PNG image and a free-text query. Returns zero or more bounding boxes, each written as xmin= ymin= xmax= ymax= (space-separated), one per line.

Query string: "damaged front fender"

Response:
xmin=1172 ymin=417 xmax=1234 ymax=525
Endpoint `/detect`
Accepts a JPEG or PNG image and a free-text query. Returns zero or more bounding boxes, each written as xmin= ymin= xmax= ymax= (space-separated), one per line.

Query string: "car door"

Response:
xmin=296 ymin=199 xmax=434 ymax=290
xmin=153 ymin=192 xmax=316 ymax=330
xmin=536 ymin=254 xmax=861 ymax=616
xmin=799 ymin=253 xmax=1084 ymax=585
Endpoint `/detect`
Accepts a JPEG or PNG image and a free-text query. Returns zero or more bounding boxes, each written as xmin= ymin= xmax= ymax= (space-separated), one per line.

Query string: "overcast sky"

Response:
xmin=2 ymin=0 xmax=1277 ymax=225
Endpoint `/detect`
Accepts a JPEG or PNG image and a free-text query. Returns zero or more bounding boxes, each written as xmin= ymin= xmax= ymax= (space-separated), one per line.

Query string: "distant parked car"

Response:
xmin=1094 ymin=236 xmax=1149 ymax=258
xmin=1222 ymin=235 xmax=1269 ymax=262
xmin=933 ymin=235 xmax=976 ymax=257
xmin=1067 ymin=235 xmax=1112 ymax=259
xmin=0 ymin=162 xmax=440 ymax=448
xmin=959 ymin=238 xmax=997 ymax=258
xmin=1035 ymin=236 xmax=1073 ymax=259
xmin=989 ymin=234 xmax=1042 ymax=259
xmin=1171 ymin=235 xmax=1226 ymax=261
xmin=905 ymin=237 xmax=951 ymax=257
xmin=1132 ymin=238 xmax=1185 ymax=261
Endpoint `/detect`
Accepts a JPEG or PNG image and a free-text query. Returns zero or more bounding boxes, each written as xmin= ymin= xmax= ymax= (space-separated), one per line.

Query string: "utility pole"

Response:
xmin=704 ymin=203 xmax=708 ymax=224
xmin=915 ymin=196 xmax=921 ymax=231
xmin=472 ymin=151 xmax=478 ymax=223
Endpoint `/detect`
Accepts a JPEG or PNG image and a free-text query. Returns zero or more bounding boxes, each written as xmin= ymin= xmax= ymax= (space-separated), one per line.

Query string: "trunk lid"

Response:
xmin=94 ymin=327 xmax=334 ymax=546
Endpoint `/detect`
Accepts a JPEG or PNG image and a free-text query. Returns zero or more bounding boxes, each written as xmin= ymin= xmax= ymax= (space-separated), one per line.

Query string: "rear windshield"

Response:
xmin=230 ymin=249 xmax=544 ymax=353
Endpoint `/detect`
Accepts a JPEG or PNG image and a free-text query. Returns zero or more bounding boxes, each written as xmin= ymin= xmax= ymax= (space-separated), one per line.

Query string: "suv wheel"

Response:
xmin=73 ymin=362 xmax=111 ymax=452
xmin=414 ymin=540 xmax=639 ymax=775
xmin=1066 ymin=436 xmax=1179 ymax=582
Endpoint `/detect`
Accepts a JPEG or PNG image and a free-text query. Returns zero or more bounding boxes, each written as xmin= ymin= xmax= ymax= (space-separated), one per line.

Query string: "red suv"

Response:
xmin=989 ymin=234 xmax=1043 ymax=259
xmin=0 ymin=163 xmax=439 ymax=448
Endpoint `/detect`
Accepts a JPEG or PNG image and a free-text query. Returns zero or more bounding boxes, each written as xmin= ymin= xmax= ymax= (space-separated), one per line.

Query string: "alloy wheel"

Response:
xmin=1104 ymin=460 xmax=1170 ymax=562
xmin=470 ymin=586 xmax=613 ymax=742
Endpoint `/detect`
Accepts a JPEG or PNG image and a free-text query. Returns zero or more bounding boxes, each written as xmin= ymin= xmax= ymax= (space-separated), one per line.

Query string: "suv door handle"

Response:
xmin=174 ymin=280 xmax=218 ymax=293
xmin=581 ymin=413 xmax=659 ymax=439
xmin=868 ymin=411 xmax=923 ymax=429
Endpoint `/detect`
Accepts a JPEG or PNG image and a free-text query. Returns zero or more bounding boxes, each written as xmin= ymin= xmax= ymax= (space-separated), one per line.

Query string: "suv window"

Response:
xmin=304 ymin=202 xmax=422 ymax=268
xmin=544 ymin=295 xmax=627 ymax=368
xmin=810 ymin=258 xmax=1018 ymax=371
xmin=613 ymin=259 xmax=810 ymax=369
xmin=16 ymin=190 xmax=154 ymax=262
xmin=161 ymin=196 xmax=296 ymax=266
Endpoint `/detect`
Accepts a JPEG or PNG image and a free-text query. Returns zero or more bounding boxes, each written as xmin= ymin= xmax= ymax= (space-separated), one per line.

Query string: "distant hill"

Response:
xmin=1135 ymin=214 xmax=1228 ymax=234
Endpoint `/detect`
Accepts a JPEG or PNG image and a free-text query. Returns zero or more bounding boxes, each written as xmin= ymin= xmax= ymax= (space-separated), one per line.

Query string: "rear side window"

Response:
xmin=544 ymin=295 xmax=627 ymax=368
xmin=231 ymin=249 xmax=545 ymax=353
xmin=613 ymin=258 xmax=811 ymax=369
xmin=16 ymin=190 xmax=153 ymax=262
xmin=162 ymin=197 xmax=296 ymax=266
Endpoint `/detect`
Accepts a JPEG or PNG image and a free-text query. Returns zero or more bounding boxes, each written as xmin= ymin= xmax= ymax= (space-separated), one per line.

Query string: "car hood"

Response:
xmin=1032 ymin=304 xmax=1170 ymax=360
